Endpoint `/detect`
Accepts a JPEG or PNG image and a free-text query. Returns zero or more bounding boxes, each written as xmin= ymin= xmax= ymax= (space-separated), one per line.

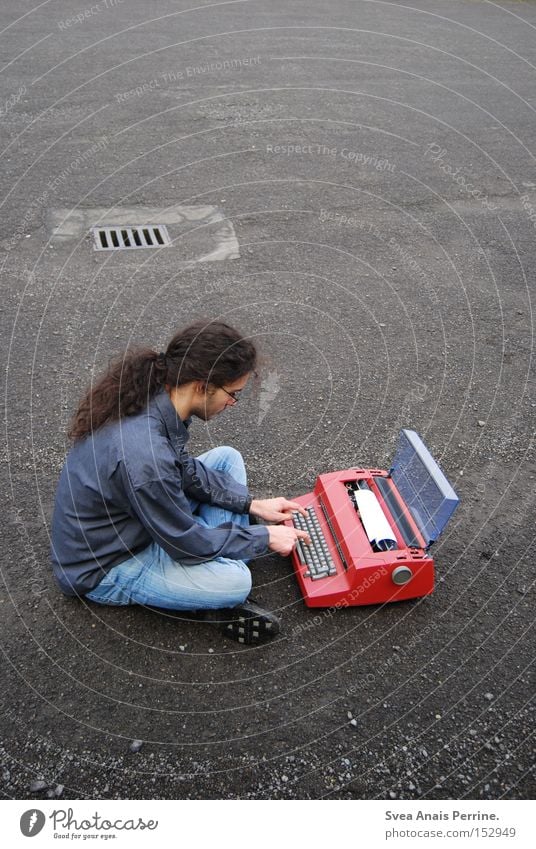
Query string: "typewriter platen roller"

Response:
xmin=286 ymin=429 xmax=459 ymax=607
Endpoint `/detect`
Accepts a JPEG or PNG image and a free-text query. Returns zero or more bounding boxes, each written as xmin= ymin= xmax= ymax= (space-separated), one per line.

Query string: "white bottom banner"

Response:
xmin=2 ymin=799 xmax=533 ymax=848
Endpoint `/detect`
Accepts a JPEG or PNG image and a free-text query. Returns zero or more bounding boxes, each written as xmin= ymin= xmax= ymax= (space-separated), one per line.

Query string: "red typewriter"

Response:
xmin=285 ymin=429 xmax=459 ymax=607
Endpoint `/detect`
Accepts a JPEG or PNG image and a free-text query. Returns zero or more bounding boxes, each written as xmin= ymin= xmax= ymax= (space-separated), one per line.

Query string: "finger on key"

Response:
xmin=286 ymin=500 xmax=308 ymax=518
xmin=296 ymin=529 xmax=311 ymax=545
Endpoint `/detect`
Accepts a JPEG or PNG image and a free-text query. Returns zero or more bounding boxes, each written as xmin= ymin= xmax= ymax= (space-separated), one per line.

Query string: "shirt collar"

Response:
xmin=151 ymin=389 xmax=191 ymax=445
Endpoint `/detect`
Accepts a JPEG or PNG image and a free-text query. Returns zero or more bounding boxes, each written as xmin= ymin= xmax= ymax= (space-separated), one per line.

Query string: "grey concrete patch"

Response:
xmin=47 ymin=204 xmax=240 ymax=262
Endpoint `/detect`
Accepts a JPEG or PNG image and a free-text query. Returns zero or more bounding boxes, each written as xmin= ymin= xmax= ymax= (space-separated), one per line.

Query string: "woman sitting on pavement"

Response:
xmin=50 ymin=319 xmax=310 ymax=644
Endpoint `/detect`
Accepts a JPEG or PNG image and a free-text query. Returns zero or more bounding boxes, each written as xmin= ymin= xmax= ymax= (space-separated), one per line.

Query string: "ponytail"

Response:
xmin=67 ymin=348 xmax=166 ymax=441
xmin=68 ymin=319 xmax=257 ymax=441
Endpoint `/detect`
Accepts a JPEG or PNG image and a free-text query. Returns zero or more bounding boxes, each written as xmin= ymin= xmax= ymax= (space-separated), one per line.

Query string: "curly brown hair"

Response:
xmin=68 ymin=319 xmax=258 ymax=441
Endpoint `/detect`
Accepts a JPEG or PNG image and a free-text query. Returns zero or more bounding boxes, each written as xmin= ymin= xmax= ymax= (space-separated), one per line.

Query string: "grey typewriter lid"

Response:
xmin=390 ymin=429 xmax=459 ymax=547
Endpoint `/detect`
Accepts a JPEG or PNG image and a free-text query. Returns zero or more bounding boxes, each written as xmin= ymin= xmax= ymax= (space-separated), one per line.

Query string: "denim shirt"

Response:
xmin=51 ymin=390 xmax=269 ymax=596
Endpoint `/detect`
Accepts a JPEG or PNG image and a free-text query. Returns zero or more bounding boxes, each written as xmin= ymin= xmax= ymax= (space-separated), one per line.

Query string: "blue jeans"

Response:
xmin=85 ymin=446 xmax=252 ymax=610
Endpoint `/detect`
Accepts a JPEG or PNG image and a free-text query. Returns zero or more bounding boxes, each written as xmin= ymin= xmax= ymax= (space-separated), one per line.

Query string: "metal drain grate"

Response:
xmin=91 ymin=224 xmax=171 ymax=251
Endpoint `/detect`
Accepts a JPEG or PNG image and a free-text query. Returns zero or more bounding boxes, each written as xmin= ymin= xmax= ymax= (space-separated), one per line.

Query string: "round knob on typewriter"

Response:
xmin=391 ymin=565 xmax=413 ymax=585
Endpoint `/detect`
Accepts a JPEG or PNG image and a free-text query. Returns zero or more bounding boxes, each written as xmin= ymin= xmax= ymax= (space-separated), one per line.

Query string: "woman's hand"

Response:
xmin=250 ymin=498 xmax=311 ymax=556
xmin=249 ymin=497 xmax=308 ymax=524
xmin=266 ymin=525 xmax=311 ymax=556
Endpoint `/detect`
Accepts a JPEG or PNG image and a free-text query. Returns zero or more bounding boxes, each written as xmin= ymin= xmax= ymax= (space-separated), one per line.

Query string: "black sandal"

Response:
xmin=207 ymin=598 xmax=281 ymax=645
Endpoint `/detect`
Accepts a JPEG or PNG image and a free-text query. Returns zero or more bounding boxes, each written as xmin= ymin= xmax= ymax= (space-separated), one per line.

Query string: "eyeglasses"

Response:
xmin=220 ymin=386 xmax=241 ymax=403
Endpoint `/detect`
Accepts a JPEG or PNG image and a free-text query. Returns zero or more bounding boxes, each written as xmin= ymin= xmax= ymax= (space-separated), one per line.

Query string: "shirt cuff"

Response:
xmin=248 ymin=524 xmax=270 ymax=555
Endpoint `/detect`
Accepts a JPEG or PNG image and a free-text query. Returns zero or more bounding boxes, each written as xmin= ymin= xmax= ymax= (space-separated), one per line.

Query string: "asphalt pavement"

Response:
xmin=0 ymin=0 xmax=535 ymax=800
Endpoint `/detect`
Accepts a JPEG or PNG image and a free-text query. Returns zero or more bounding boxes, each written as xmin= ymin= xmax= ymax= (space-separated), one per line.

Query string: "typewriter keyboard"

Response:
xmin=292 ymin=506 xmax=337 ymax=580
